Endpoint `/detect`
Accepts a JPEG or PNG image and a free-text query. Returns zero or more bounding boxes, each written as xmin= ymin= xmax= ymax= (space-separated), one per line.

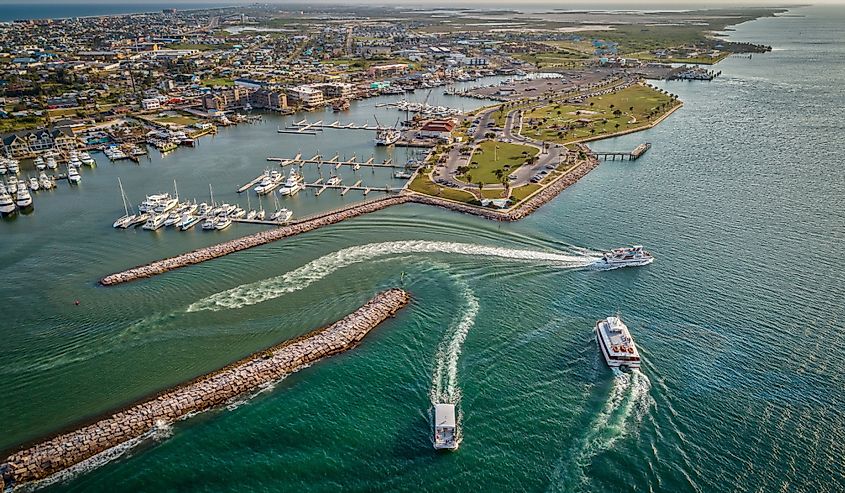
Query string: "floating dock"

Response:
xmin=0 ymin=289 xmax=410 ymax=490
xmin=266 ymin=154 xmax=404 ymax=169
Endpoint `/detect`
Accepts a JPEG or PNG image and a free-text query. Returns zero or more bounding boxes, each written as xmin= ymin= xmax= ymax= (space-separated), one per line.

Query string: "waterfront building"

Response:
xmin=287 ymin=86 xmax=324 ymax=108
xmin=1 ymin=127 xmax=79 ymax=158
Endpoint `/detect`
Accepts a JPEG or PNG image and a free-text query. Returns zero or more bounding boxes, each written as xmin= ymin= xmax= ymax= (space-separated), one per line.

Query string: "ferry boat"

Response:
xmin=433 ymin=403 xmax=458 ymax=450
xmin=374 ymin=127 xmax=400 ymax=146
xmin=595 ymin=245 xmax=653 ymax=267
xmin=595 ymin=316 xmax=641 ymax=370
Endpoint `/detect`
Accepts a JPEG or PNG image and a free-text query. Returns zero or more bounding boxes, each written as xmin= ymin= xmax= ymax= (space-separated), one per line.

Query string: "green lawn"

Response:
xmin=462 ymin=141 xmax=539 ymax=185
xmin=409 ymin=170 xmax=477 ymax=203
xmin=154 ymin=115 xmax=199 ymax=126
xmin=521 ymin=84 xmax=679 ymax=144
xmin=510 ymin=184 xmax=542 ymax=202
xmin=201 ymin=77 xmax=234 ymax=87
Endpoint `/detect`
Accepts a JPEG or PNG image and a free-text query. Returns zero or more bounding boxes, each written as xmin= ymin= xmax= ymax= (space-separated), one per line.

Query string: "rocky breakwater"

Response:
xmin=100 ymin=195 xmax=412 ymax=285
xmin=408 ymin=154 xmax=600 ymax=221
xmin=0 ymin=289 xmax=410 ymax=489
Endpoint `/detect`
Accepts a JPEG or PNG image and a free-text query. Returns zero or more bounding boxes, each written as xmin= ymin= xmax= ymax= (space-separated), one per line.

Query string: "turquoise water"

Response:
xmin=2 ymin=6 xmax=844 ymax=492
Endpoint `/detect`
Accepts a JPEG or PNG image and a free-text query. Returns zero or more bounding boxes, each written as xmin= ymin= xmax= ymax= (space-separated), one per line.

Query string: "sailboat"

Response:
xmin=113 ymin=178 xmax=137 ymax=228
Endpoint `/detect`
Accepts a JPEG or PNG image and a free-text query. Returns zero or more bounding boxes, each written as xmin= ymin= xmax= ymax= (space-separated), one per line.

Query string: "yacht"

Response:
xmin=0 ymin=189 xmax=15 ymax=214
xmin=39 ymin=172 xmax=53 ymax=190
xmin=179 ymin=214 xmax=202 ymax=231
xmin=46 ymin=156 xmax=58 ymax=170
xmin=201 ymin=217 xmax=217 ymax=230
xmin=28 ymin=177 xmax=39 ymax=191
xmin=230 ymin=207 xmax=246 ymax=219
xmin=0 ymin=163 xmax=6 ymax=175
xmin=595 ymin=316 xmax=641 ymax=370
xmin=214 ymin=215 xmax=232 ymax=230
xmin=374 ymin=127 xmax=400 ymax=146
xmin=142 ymin=213 xmax=168 ymax=230
xmin=278 ymin=171 xmax=304 ymax=196
xmin=138 ymin=193 xmax=170 ymax=213
xmin=67 ymin=166 xmax=81 ymax=184
xmin=433 ymin=404 xmax=458 ymax=450
xmin=595 ymin=245 xmax=653 ymax=268
xmin=34 ymin=156 xmax=46 ymax=170
xmin=15 ymin=186 xmax=32 ymax=208
xmin=7 ymin=159 xmax=20 ymax=174
xmin=79 ymin=151 xmax=96 ymax=166
xmin=270 ymin=208 xmax=293 ymax=223
xmin=153 ymin=197 xmax=179 ymax=214
xmin=163 ymin=211 xmax=182 ymax=227
xmin=326 ymin=175 xmax=342 ymax=186
xmin=254 ymin=170 xmax=283 ymax=195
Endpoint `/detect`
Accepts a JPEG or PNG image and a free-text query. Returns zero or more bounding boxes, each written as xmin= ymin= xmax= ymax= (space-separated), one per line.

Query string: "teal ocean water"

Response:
xmin=1 ymin=6 xmax=843 ymax=492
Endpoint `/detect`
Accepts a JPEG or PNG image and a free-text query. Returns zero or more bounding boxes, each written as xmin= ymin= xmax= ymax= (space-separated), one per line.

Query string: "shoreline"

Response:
xmin=0 ymin=288 xmax=410 ymax=489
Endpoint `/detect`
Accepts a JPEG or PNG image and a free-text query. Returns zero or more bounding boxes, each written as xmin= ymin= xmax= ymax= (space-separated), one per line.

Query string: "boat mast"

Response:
xmin=209 ymin=183 xmax=215 ymax=207
xmin=118 ymin=177 xmax=129 ymax=217
xmin=173 ymin=179 xmax=179 ymax=201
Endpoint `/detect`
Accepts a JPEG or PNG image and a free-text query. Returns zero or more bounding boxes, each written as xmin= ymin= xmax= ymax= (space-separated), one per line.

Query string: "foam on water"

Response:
xmin=549 ymin=369 xmax=653 ymax=492
xmin=187 ymin=240 xmax=596 ymax=312
xmin=428 ymin=278 xmax=479 ymax=448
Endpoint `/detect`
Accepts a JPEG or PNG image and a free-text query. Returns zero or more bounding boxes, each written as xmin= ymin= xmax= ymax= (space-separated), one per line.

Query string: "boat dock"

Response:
xmin=236 ymin=173 xmax=266 ymax=193
xmin=266 ymin=154 xmax=406 ymax=169
xmin=593 ymin=143 xmax=651 ymax=161
xmin=0 ymin=289 xmax=410 ymax=490
xmin=306 ymin=181 xmax=402 ymax=196
xmin=281 ymin=119 xmax=381 ymax=133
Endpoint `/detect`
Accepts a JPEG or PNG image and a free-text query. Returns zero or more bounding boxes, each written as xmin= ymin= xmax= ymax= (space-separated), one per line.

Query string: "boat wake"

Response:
xmin=187 ymin=240 xmax=596 ymax=312
xmin=549 ymin=369 xmax=653 ymax=492
xmin=429 ymin=278 xmax=479 ymax=448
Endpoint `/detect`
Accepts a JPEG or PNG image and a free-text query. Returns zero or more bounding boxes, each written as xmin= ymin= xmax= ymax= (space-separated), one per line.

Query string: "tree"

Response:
xmin=614 ymin=123 xmax=620 ymax=130
xmin=477 ymin=181 xmax=484 ymax=192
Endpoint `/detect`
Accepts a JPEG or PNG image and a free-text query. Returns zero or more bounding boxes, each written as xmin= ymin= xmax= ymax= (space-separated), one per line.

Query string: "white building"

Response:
xmin=141 ymin=98 xmax=161 ymax=110
xmin=287 ymin=86 xmax=324 ymax=107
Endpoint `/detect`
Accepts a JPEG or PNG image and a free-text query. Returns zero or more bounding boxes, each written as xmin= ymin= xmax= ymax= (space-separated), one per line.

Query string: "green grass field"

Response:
xmin=409 ymin=170 xmax=477 ymax=203
xmin=462 ymin=141 xmax=539 ymax=185
xmin=521 ymin=84 xmax=678 ymax=144
xmin=509 ymin=184 xmax=541 ymax=202
xmin=201 ymin=77 xmax=234 ymax=87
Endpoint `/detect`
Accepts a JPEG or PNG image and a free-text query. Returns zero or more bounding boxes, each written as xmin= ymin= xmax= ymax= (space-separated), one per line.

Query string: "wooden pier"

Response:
xmin=304 ymin=182 xmax=402 ymax=195
xmin=593 ymin=143 xmax=651 ymax=161
xmin=283 ymin=119 xmax=381 ymax=132
xmin=266 ymin=154 xmax=405 ymax=169
xmin=237 ymin=173 xmax=267 ymax=193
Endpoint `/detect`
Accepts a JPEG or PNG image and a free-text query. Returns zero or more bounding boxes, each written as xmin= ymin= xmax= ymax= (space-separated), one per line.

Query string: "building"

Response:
xmin=141 ymin=98 xmax=161 ymax=110
xmin=2 ymin=127 xmax=78 ymax=158
xmin=250 ymin=89 xmax=287 ymax=111
xmin=417 ymin=119 xmax=456 ymax=142
xmin=368 ymin=63 xmax=409 ymax=77
xmin=317 ymin=82 xmax=353 ymax=100
xmin=201 ymin=86 xmax=253 ymax=111
xmin=287 ymin=86 xmax=324 ymax=108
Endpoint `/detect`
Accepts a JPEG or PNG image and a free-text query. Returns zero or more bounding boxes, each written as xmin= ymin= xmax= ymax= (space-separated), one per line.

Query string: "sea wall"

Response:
xmin=0 ymin=289 xmax=410 ymax=489
xmin=99 ymin=195 xmax=412 ymax=285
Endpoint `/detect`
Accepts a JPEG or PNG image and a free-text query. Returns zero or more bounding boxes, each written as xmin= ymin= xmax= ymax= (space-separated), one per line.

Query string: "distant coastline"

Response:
xmin=0 ymin=3 xmax=231 ymax=22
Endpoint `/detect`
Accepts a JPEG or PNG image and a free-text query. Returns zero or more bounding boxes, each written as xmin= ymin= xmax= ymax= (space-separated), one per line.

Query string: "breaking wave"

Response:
xmin=187 ymin=240 xmax=596 ymax=312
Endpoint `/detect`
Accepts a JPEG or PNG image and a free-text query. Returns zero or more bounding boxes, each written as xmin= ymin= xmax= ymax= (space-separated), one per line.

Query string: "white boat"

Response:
xmin=138 ymin=193 xmax=170 ymax=213
xmin=34 ymin=156 xmax=45 ymax=170
xmin=79 ymin=152 xmax=96 ymax=166
xmin=278 ymin=171 xmax=304 ymax=196
xmin=214 ymin=215 xmax=232 ymax=230
xmin=255 ymin=208 xmax=266 ymax=220
xmin=595 ymin=316 xmax=641 ymax=370
xmin=15 ymin=187 xmax=32 ymax=208
xmin=164 ymin=212 xmax=181 ymax=227
xmin=28 ymin=177 xmax=39 ymax=191
xmin=201 ymin=217 xmax=216 ymax=230
xmin=0 ymin=164 xmax=6 ymax=175
xmin=595 ymin=245 xmax=653 ymax=268
xmin=67 ymin=166 xmax=81 ymax=184
xmin=113 ymin=178 xmax=135 ymax=228
xmin=326 ymin=175 xmax=342 ymax=186
xmin=230 ymin=207 xmax=246 ymax=219
xmin=254 ymin=170 xmax=284 ymax=195
xmin=142 ymin=213 xmax=168 ymax=230
xmin=433 ymin=403 xmax=458 ymax=450
xmin=246 ymin=209 xmax=257 ymax=220
xmin=7 ymin=159 xmax=20 ymax=174
xmin=179 ymin=214 xmax=202 ymax=231
xmin=0 ymin=190 xmax=15 ymax=214
xmin=39 ymin=172 xmax=53 ymax=190
xmin=374 ymin=127 xmax=401 ymax=146
xmin=270 ymin=208 xmax=292 ymax=223
xmin=46 ymin=157 xmax=58 ymax=170
xmin=69 ymin=157 xmax=82 ymax=168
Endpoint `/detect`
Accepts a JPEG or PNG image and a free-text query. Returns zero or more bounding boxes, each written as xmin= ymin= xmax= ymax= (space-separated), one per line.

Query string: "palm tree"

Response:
xmin=477 ymin=181 xmax=484 ymax=193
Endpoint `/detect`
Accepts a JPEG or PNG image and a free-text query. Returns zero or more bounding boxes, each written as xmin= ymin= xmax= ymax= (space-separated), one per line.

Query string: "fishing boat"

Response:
xmin=594 ymin=245 xmax=653 ymax=268
xmin=433 ymin=404 xmax=458 ymax=450
xmin=595 ymin=316 xmax=641 ymax=370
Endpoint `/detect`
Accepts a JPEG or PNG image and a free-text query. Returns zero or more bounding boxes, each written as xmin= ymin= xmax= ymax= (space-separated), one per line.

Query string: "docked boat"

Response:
xmin=138 ymin=193 xmax=170 ymax=213
xmin=230 ymin=207 xmax=246 ymax=219
xmin=326 ymin=175 xmax=342 ymax=186
xmin=201 ymin=217 xmax=216 ymax=230
xmin=374 ymin=127 xmax=400 ymax=146
xmin=270 ymin=208 xmax=292 ymax=223
xmin=113 ymin=178 xmax=135 ymax=228
xmin=142 ymin=213 xmax=167 ymax=230
xmin=278 ymin=171 xmax=304 ymax=196
xmin=79 ymin=151 xmax=96 ymax=166
xmin=214 ymin=215 xmax=232 ymax=230
xmin=163 ymin=212 xmax=182 ymax=227
xmin=179 ymin=214 xmax=202 ymax=231
xmin=15 ymin=186 xmax=32 ymax=208
xmin=7 ymin=159 xmax=20 ymax=174
xmin=28 ymin=177 xmax=39 ymax=191
xmin=595 ymin=316 xmax=641 ymax=370
xmin=46 ymin=156 xmax=58 ymax=170
xmin=67 ymin=166 xmax=81 ymax=184
xmin=0 ymin=189 xmax=15 ymax=214
xmin=595 ymin=245 xmax=653 ymax=268
xmin=39 ymin=172 xmax=53 ymax=190
xmin=254 ymin=170 xmax=283 ymax=195
xmin=433 ymin=403 xmax=458 ymax=450
xmin=0 ymin=163 xmax=6 ymax=175
xmin=34 ymin=156 xmax=45 ymax=170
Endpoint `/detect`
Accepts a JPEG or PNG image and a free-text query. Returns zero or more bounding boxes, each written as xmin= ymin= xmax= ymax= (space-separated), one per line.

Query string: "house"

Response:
xmin=2 ymin=127 xmax=78 ymax=158
xmin=417 ymin=119 xmax=456 ymax=142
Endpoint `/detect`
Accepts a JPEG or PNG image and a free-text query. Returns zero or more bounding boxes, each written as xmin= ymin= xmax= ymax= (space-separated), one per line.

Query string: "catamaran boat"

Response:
xmin=15 ymin=186 xmax=32 ymax=208
xmin=0 ymin=189 xmax=15 ymax=214
xmin=278 ymin=171 xmax=304 ymax=196
xmin=142 ymin=213 xmax=168 ymax=230
xmin=28 ymin=177 xmax=39 ymax=191
xmin=34 ymin=156 xmax=45 ymax=170
xmin=595 ymin=245 xmax=653 ymax=268
xmin=270 ymin=208 xmax=292 ymax=223
xmin=433 ymin=403 xmax=458 ymax=450
xmin=374 ymin=127 xmax=401 ymax=146
xmin=595 ymin=316 xmax=641 ymax=370
xmin=67 ymin=166 xmax=81 ymax=184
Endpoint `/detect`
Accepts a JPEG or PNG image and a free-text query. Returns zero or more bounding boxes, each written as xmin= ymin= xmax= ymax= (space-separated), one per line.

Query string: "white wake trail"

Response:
xmin=431 ymin=280 xmax=479 ymax=405
xmin=187 ymin=240 xmax=595 ymax=312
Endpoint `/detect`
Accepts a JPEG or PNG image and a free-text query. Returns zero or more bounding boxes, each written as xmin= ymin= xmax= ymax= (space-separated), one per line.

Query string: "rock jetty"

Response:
xmin=0 ymin=289 xmax=410 ymax=489
xmin=99 ymin=156 xmax=598 ymax=286
xmin=99 ymin=195 xmax=412 ymax=285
